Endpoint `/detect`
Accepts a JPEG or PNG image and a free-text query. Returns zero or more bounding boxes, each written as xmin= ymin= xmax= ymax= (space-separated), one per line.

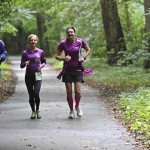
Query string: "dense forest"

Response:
xmin=0 ymin=0 xmax=150 ymax=68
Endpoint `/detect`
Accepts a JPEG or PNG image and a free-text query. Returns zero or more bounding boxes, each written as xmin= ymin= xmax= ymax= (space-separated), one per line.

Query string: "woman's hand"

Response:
xmin=38 ymin=64 xmax=44 ymax=71
xmin=25 ymin=60 xmax=30 ymax=66
xmin=80 ymin=57 xmax=84 ymax=63
xmin=64 ymin=55 xmax=71 ymax=62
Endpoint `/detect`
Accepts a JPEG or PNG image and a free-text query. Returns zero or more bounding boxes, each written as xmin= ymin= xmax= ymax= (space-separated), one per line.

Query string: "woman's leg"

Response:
xmin=74 ymin=82 xmax=81 ymax=109
xmin=34 ymin=80 xmax=42 ymax=119
xmin=25 ymin=76 xmax=35 ymax=112
xmin=34 ymin=80 xmax=42 ymax=111
xmin=65 ymin=82 xmax=73 ymax=111
xmin=74 ymin=82 xmax=83 ymax=117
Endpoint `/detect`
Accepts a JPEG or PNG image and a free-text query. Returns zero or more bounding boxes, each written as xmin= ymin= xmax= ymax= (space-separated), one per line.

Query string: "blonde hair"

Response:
xmin=27 ymin=34 xmax=39 ymax=42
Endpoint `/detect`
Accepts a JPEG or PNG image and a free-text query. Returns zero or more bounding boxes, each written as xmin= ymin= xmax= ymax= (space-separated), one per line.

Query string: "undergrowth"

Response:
xmin=0 ymin=61 xmax=12 ymax=79
xmin=119 ymin=88 xmax=150 ymax=148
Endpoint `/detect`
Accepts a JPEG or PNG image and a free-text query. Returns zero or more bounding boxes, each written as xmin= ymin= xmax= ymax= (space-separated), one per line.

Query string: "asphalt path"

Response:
xmin=0 ymin=56 xmax=138 ymax=150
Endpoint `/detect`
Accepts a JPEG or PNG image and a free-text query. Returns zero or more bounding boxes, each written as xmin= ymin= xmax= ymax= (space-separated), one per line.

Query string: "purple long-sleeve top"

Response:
xmin=58 ymin=37 xmax=88 ymax=70
xmin=0 ymin=40 xmax=7 ymax=64
xmin=20 ymin=48 xmax=46 ymax=77
xmin=57 ymin=38 xmax=88 ymax=79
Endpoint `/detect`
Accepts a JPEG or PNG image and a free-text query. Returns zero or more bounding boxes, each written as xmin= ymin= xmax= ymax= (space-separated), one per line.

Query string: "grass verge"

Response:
xmin=0 ymin=60 xmax=16 ymax=102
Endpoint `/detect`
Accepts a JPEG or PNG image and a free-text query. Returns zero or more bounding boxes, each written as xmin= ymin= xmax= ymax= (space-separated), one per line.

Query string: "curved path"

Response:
xmin=0 ymin=56 xmax=137 ymax=150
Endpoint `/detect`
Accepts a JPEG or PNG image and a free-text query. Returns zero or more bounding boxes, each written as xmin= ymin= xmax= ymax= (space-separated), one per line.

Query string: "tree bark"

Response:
xmin=36 ymin=12 xmax=51 ymax=56
xmin=144 ymin=0 xmax=150 ymax=68
xmin=17 ymin=22 xmax=25 ymax=54
xmin=124 ymin=0 xmax=131 ymax=30
xmin=100 ymin=0 xmax=126 ymax=65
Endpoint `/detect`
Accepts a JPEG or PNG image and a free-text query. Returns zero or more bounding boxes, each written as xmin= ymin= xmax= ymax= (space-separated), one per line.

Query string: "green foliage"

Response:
xmin=53 ymin=61 xmax=63 ymax=70
xmin=117 ymin=38 xmax=150 ymax=67
xmin=47 ymin=58 xmax=63 ymax=69
xmin=0 ymin=0 xmax=12 ymax=32
xmin=0 ymin=62 xmax=12 ymax=79
xmin=2 ymin=23 xmax=18 ymax=35
xmin=85 ymin=58 xmax=150 ymax=88
xmin=119 ymin=87 xmax=150 ymax=146
xmin=0 ymin=0 xmax=37 ymax=35
xmin=0 ymin=1 xmax=11 ymax=18
xmin=118 ymin=0 xmax=145 ymax=61
xmin=0 ymin=0 xmax=148 ymax=64
xmin=43 ymin=0 xmax=105 ymax=57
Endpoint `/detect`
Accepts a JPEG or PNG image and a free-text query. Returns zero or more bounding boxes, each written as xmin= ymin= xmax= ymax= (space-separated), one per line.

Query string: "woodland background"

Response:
xmin=1 ymin=0 xmax=150 ymax=149
xmin=0 ymin=0 xmax=150 ymax=68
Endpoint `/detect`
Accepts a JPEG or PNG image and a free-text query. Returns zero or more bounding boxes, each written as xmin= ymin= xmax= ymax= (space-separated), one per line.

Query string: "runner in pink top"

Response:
xmin=55 ymin=27 xmax=91 ymax=119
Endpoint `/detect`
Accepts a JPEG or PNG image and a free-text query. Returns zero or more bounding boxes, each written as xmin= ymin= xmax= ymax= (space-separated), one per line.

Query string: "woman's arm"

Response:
xmin=83 ymin=46 xmax=91 ymax=60
xmin=20 ymin=53 xmax=27 ymax=68
xmin=55 ymin=50 xmax=64 ymax=61
xmin=55 ymin=50 xmax=71 ymax=62
xmin=0 ymin=50 xmax=7 ymax=62
xmin=38 ymin=51 xmax=46 ymax=71
xmin=80 ymin=46 xmax=91 ymax=63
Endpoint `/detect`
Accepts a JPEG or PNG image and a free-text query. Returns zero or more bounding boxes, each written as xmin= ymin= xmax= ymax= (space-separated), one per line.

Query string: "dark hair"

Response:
xmin=66 ymin=27 xmax=76 ymax=33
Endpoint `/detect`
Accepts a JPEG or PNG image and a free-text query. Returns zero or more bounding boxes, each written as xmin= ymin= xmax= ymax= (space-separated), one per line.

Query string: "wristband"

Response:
xmin=61 ymin=57 xmax=65 ymax=61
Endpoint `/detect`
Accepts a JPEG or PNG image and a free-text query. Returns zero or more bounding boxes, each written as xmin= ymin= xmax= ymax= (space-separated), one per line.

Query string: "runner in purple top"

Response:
xmin=0 ymin=40 xmax=7 ymax=64
xmin=55 ymin=27 xmax=91 ymax=119
xmin=20 ymin=34 xmax=46 ymax=119
xmin=0 ymin=40 xmax=7 ymax=76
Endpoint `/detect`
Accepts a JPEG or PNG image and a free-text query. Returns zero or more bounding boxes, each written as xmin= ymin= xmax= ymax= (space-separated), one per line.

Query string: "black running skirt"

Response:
xmin=62 ymin=69 xmax=83 ymax=83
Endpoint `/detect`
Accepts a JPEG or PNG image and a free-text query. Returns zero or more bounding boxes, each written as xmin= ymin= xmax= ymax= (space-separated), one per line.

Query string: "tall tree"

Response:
xmin=144 ymin=0 xmax=150 ymax=68
xmin=100 ymin=0 xmax=127 ymax=65
xmin=36 ymin=12 xmax=50 ymax=56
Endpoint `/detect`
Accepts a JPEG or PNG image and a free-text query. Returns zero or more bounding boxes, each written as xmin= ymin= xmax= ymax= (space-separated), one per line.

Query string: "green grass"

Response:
xmin=0 ymin=61 xmax=12 ymax=79
xmin=47 ymin=57 xmax=63 ymax=69
xmin=84 ymin=58 xmax=150 ymax=89
xmin=119 ymin=88 xmax=150 ymax=147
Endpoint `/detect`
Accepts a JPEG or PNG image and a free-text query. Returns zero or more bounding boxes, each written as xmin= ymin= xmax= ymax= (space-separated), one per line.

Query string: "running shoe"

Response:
xmin=76 ymin=107 xmax=83 ymax=117
xmin=36 ymin=110 xmax=42 ymax=119
xmin=68 ymin=111 xmax=75 ymax=119
xmin=30 ymin=112 xmax=36 ymax=119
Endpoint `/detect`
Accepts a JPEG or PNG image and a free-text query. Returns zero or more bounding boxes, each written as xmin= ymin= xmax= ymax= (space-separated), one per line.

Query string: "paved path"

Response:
xmin=0 ymin=56 xmax=137 ymax=150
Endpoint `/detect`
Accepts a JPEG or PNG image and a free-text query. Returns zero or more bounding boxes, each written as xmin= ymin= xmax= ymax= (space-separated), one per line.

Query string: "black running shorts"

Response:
xmin=62 ymin=70 xmax=83 ymax=83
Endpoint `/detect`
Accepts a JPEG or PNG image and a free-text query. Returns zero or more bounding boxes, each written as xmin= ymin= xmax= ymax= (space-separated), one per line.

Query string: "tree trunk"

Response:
xmin=100 ymin=0 xmax=127 ymax=65
xmin=36 ymin=12 xmax=51 ymax=57
xmin=124 ymin=0 xmax=131 ymax=30
xmin=17 ymin=22 xmax=25 ymax=54
xmin=144 ymin=0 xmax=150 ymax=68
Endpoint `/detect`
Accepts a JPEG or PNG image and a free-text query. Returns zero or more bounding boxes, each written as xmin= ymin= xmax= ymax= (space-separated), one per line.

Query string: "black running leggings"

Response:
xmin=25 ymin=76 xmax=42 ymax=112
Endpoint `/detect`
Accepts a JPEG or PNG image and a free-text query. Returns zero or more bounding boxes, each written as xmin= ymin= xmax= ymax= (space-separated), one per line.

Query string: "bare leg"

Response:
xmin=74 ymin=82 xmax=81 ymax=109
xmin=65 ymin=82 xmax=73 ymax=111
xmin=74 ymin=82 xmax=83 ymax=117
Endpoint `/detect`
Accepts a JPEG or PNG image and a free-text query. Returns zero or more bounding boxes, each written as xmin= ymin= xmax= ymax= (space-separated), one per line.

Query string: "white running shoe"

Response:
xmin=76 ymin=107 xmax=83 ymax=117
xmin=68 ymin=111 xmax=75 ymax=119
